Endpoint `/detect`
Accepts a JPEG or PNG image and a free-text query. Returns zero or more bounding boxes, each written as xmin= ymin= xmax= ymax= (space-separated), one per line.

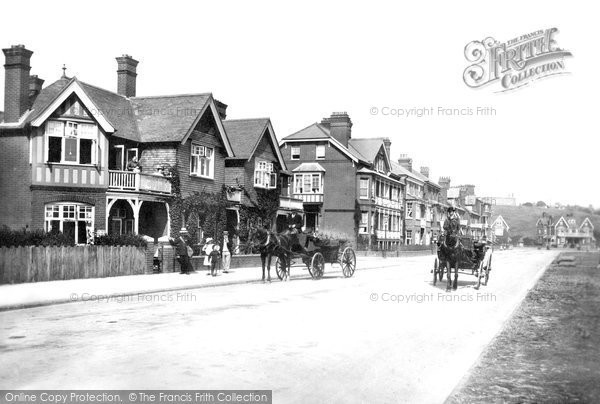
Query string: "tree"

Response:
xmin=522 ymin=202 xmax=533 ymax=207
xmin=536 ymin=201 xmax=547 ymax=207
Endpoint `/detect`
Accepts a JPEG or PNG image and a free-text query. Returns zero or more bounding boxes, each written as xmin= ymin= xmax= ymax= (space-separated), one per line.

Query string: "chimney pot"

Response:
xmin=28 ymin=74 xmax=45 ymax=105
xmin=398 ymin=155 xmax=413 ymax=172
xmin=420 ymin=166 xmax=430 ymax=178
xmin=116 ymin=54 xmax=138 ymax=97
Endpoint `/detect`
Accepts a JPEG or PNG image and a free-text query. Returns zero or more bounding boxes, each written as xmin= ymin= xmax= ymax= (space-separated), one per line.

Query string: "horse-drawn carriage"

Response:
xmin=433 ymin=235 xmax=493 ymax=290
xmin=249 ymin=228 xmax=357 ymax=282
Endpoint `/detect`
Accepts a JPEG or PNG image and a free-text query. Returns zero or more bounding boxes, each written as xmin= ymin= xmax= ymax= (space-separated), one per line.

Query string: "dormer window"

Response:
xmin=376 ymin=157 xmax=385 ymax=173
xmin=45 ymin=120 xmax=98 ymax=165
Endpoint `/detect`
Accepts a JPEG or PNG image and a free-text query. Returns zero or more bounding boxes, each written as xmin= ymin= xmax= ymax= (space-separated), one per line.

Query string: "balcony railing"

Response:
xmin=376 ymin=230 xmax=402 ymax=240
xmin=108 ymin=170 xmax=172 ymax=194
xmin=280 ymin=196 xmax=304 ymax=211
xmin=294 ymin=193 xmax=324 ymax=203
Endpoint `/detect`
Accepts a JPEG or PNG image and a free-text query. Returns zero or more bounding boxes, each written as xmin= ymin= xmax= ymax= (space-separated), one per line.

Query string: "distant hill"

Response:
xmin=491 ymin=205 xmax=600 ymax=241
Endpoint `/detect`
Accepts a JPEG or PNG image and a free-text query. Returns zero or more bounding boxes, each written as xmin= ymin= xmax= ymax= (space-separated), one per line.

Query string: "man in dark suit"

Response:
xmin=220 ymin=231 xmax=233 ymax=273
xmin=171 ymin=232 xmax=192 ymax=274
xmin=288 ymin=211 xmax=303 ymax=233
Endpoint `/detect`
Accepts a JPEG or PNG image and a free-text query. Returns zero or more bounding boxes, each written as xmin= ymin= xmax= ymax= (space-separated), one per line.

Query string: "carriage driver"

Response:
xmin=443 ymin=206 xmax=460 ymax=235
xmin=288 ymin=211 xmax=304 ymax=234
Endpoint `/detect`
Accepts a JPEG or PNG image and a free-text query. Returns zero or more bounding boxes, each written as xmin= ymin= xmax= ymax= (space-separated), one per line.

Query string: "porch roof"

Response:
xmin=292 ymin=162 xmax=326 ymax=172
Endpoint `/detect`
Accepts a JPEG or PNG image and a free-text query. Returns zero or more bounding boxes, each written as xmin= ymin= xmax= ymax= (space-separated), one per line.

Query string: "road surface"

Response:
xmin=0 ymin=249 xmax=557 ymax=403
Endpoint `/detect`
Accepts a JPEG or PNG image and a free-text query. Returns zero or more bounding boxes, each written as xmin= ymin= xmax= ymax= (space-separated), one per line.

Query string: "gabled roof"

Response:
xmin=292 ymin=162 xmax=326 ymax=172
xmin=280 ymin=122 xmax=367 ymax=164
xmin=390 ymin=161 xmax=423 ymax=184
xmin=554 ymin=216 xmax=569 ymax=229
xmin=348 ymin=138 xmax=386 ymax=164
xmin=492 ymin=215 xmax=509 ymax=230
xmin=131 ymin=93 xmax=211 ymax=143
xmin=223 ymin=118 xmax=286 ymax=169
xmin=9 ymin=76 xmax=233 ymax=154
xmin=579 ymin=217 xmax=594 ymax=230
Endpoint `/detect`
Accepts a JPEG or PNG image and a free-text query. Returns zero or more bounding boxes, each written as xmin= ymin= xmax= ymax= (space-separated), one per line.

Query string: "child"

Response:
xmin=209 ymin=245 xmax=221 ymax=277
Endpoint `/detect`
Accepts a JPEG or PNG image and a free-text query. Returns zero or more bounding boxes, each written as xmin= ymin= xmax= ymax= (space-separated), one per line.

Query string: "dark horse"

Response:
xmin=248 ymin=227 xmax=298 ymax=282
xmin=437 ymin=216 xmax=468 ymax=291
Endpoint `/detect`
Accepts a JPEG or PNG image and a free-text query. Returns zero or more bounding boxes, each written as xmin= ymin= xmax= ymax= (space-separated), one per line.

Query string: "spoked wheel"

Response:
xmin=484 ymin=254 xmax=492 ymax=286
xmin=275 ymin=255 xmax=287 ymax=281
xmin=475 ymin=260 xmax=484 ymax=290
xmin=433 ymin=258 xmax=439 ymax=285
xmin=341 ymin=247 xmax=356 ymax=278
xmin=309 ymin=252 xmax=325 ymax=279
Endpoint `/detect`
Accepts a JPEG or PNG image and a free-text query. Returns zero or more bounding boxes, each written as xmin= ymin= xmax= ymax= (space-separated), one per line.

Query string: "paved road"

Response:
xmin=0 ymin=249 xmax=557 ymax=403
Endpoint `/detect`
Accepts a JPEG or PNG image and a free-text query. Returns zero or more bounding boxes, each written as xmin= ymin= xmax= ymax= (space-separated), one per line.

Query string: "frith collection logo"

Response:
xmin=463 ymin=28 xmax=572 ymax=92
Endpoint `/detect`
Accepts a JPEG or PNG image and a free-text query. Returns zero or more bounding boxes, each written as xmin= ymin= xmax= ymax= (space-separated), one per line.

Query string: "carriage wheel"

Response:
xmin=475 ymin=260 xmax=484 ymax=290
xmin=438 ymin=260 xmax=444 ymax=281
xmin=341 ymin=247 xmax=356 ymax=278
xmin=433 ymin=258 xmax=438 ymax=285
xmin=484 ymin=254 xmax=492 ymax=286
xmin=275 ymin=256 xmax=287 ymax=281
xmin=309 ymin=253 xmax=325 ymax=279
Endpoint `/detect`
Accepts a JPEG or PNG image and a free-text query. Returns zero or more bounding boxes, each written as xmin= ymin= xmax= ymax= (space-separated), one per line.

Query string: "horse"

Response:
xmin=437 ymin=216 xmax=468 ymax=291
xmin=248 ymin=227 xmax=298 ymax=282
xmin=437 ymin=232 xmax=466 ymax=291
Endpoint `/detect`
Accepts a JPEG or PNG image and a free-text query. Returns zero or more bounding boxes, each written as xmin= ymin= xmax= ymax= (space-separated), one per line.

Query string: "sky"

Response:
xmin=0 ymin=0 xmax=597 ymax=207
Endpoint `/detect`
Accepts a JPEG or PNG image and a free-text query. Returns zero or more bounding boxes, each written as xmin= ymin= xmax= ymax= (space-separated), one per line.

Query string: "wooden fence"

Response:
xmin=0 ymin=245 xmax=147 ymax=285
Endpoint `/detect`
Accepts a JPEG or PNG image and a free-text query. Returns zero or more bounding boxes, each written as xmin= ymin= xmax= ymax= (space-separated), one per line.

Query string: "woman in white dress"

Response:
xmin=202 ymin=237 xmax=215 ymax=274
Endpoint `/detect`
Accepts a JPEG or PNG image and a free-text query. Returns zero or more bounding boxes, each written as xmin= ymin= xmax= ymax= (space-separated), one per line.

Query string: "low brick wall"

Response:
xmin=189 ymin=254 xmax=263 ymax=271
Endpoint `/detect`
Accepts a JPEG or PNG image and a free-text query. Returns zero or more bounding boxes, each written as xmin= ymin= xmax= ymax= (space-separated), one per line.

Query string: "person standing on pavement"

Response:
xmin=209 ymin=245 xmax=221 ymax=276
xmin=202 ymin=237 xmax=215 ymax=275
xmin=171 ymin=232 xmax=192 ymax=274
xmin=220 ymin=231 xmax=233 ymax=273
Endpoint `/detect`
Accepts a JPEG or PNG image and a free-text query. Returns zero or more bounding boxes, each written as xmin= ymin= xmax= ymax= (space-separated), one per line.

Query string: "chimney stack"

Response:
xmin=29 ymin=75 xmax=44 ymax=104
xmin=398 ymin=154 xmax=413 ymax=172
xmin=215 ymin=99 xmax=228 ymax=120
xmin=116 ymin=54 xmax=138 ymax=97
xmin=322 ymin=112 xmax=352 ymax=147
xmin=383 ymin=138 xmax=391 ymax=157
xmin=420 ymin=166 xmax=430 ymax=178
xmin=3 ymin=45 xmax=33 ymax=123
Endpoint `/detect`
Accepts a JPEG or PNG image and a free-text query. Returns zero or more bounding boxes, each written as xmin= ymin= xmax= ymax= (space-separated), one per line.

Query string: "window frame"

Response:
xmin=45 ymin=202 xmax=94 ymax=245
xmin=44 ymin=120 xmax=98 ymax=165
xmin=359 ymin=178 xmax=369 ymax=199
xmin=315 ymin=144 xmax=325 ymax=160
xmin=290 ymin=146 xmax=300 ymax=160
xmin=293 ymin=173 xmax=323 ymax=194
xmin=254 ymin=160 xmax=277 ymax=189
xmin=190 ymin=143 xmax=215 ymax=179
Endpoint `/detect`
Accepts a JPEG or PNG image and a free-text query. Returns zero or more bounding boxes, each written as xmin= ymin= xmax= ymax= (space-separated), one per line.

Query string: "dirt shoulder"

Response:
xmin=446 ymin=252 xmax=600 ymax=404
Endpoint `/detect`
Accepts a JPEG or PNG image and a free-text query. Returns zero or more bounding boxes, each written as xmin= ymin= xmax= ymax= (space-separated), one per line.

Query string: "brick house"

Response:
xmin=222 ymin=118 xmax=299 ymax=234
xmin=279 ymin=112 xmax=405 ymax=249
xmin=393 ymin=156 xmax=443 ymax=245
xmin=539 ymin=214 xmax=595 ymax=247
xmin=1 ymin=45 xmax=293 ymax=251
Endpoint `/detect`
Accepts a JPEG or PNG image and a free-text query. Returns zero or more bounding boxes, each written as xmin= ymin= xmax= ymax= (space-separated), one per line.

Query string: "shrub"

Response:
xmin=0 ymin=226 xmax=75 ymax=247
xmin=94 ymin=233 xmax=147 ymax=247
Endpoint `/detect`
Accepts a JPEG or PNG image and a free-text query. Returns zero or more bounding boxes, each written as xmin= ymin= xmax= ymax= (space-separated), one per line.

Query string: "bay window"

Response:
xmin=359 ymin=178 xmax=369 ymax=199
xmin=45 ymin=120 xmax=97 ymax=165
xmin=406 ymin=202 xmax=413 ymax=218
xmin=254 ymin=160 xmax=277 ymax=189
xmin=190 ymin=144 xmax=214 ymax=178
xmin=293 ymin=173 xmax=323 ymax=194
xmin=45 ymin=203 xmax=94 ymax=244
